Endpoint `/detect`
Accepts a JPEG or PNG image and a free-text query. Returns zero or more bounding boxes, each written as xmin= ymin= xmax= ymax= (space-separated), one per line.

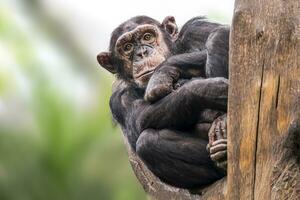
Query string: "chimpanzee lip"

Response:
xmin=136 ymin=69 xmax=154 ymax=79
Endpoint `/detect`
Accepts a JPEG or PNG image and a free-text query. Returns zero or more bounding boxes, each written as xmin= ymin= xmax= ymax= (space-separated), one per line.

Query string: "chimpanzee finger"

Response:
xmin=215 ymin=121 xmax=222 ymax=140
xmin=210 ymin=143 xmax=227 ymax=155
xmin=145 ymin=83 xmax=172 ymax=102
xmin=211 ymin=139 xmax=227 ymax=147
xmin=206 ymin=143 xmax=210 ymax=152
xmin=210 ymin=150 xmax=227 ymax=161
xmin=221 ymin=119 xmax=227 ymax=139
xmin=208 ymin=122 xmax=216 ymax=146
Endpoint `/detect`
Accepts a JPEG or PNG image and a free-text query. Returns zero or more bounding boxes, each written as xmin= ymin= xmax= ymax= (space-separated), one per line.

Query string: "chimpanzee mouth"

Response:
xmin=136 ymin=70 xmax=155 ymax=79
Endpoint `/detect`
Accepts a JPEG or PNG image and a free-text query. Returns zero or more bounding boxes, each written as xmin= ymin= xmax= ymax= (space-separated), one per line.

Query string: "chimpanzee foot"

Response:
xmin=144 ymin=75 xmax=173 ymax=102
xmin=207 ymin=114 xmax=227 ymax=171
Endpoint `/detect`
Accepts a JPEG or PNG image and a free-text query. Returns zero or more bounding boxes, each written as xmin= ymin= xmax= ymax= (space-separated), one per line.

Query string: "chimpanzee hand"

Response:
xmin=207 ymin=114 xmax=227 ymax=171
xmin=144 ymin=72 xmax=174 ymax=102
xmin=144 ymin=64 xmax=181 ymax=102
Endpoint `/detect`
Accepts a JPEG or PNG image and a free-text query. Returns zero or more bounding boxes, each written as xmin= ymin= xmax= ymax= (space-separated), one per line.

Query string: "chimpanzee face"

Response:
xmin=114 ymin=24 xmax=170 ymax=87
xmin=97 ymin=16 xmax=178 ymax=88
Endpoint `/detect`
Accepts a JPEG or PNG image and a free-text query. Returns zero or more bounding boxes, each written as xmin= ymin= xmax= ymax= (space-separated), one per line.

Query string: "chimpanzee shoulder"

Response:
xmin=109 ymin=80 xmax=144 ymax=126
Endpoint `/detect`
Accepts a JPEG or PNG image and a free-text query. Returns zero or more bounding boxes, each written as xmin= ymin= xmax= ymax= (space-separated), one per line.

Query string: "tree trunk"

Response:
xmin=227 ymin=0 xmax=300 ymax=199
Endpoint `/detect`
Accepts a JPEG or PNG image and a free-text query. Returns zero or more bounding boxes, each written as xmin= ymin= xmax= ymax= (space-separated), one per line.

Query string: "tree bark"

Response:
xmin=227 ymin=0 xmax=300 ymax=199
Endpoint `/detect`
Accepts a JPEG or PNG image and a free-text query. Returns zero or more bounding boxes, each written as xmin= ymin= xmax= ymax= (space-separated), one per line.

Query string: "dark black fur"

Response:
xmin=144 ymin=17 xmax=229 ymax=102
xmin=108 ymin=16 xmax=229 ymax=188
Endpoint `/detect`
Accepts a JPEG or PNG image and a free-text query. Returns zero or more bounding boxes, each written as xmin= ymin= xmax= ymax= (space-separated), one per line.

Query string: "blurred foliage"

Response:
xmin=0 ymin=1 xmax=146 ymax=200
xmin=0 ymin=0 xmax=231 ymax=199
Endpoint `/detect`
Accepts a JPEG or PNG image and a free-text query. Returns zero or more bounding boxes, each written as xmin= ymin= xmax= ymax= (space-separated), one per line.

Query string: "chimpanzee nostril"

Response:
xmin=143 ymin=49 xmax=148 ymax=57
xmin=134 ymin=45 xmax=153 ymax=62
xmin=137 ymin=48 xmax=148 ymax=58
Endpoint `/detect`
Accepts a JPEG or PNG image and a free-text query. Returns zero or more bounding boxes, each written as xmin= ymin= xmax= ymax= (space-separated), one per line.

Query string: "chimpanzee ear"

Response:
xmin=97 ymin=52 xmax=117 ymax=74
xmin=162 ymin=16 xmax=178 ymax=39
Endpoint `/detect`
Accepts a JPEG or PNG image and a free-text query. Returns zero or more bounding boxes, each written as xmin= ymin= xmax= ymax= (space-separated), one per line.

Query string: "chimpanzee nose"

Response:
xmin=136 ymin=47 xmax=149 ymax=59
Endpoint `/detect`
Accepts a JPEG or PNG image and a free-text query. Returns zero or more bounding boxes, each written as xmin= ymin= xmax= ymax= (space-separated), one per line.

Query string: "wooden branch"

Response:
xmin=122 ymin=132 xmax=227 ymax=200
xmin=227 ymin=0 xmax=300 ymax=199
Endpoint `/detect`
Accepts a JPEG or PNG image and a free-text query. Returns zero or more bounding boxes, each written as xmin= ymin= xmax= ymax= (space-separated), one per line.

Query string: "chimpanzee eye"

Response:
xmin=123 ymin=43 xmax=133 ymax=52
xmin=143 ymin=33 xmax=155 ymax=42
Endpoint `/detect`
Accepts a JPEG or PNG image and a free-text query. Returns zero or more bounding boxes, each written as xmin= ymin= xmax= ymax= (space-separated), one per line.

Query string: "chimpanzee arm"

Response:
xmin=145 ymin=26 xmax=230 ymax=102
xmin=109 ymin=78 xmax=227 ymax=147
xmin=135 ymin=77 xmax=228 ymax=132
xmin=144 ymin=51 xmax=208 ymax=102
xmin=108 ymin=80 xmax=147 ymax=144
xmin=109 ymin=81 xmax=227 ymax=188
xmin=162 ymin=51 xmax=208 ymax=78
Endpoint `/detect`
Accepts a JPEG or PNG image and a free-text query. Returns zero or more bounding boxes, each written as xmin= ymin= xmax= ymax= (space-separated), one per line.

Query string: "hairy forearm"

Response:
xmin=110 ymin=77 xmax=228 ymax=142
xmin=144 ymin=51 xmax=208 ymax=102
xmin=165 ymin=50 xmax=207 ymax=78
xmin=136 ymin=77 xmax=228 ymax=132
xmin=152 ymin=51 xmax=207 ymax=82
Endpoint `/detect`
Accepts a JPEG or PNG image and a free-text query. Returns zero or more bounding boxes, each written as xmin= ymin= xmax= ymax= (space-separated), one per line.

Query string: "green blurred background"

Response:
xmin=0 ymin=0 xmax=233 ymax=199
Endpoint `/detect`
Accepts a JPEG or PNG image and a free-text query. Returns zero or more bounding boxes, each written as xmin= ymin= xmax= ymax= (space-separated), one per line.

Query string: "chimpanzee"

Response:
xmin=97 ymin=15 xmax=229 ymax=189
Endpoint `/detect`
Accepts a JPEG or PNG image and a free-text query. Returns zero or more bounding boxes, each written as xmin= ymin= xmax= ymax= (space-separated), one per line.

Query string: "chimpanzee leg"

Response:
xmin=136 ymin=128 xmax=225 ymax=188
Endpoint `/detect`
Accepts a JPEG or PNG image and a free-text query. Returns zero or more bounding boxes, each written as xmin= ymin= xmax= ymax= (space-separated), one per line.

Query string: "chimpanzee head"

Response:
xmin=97 ymin=16 xmax=178 ymax=88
